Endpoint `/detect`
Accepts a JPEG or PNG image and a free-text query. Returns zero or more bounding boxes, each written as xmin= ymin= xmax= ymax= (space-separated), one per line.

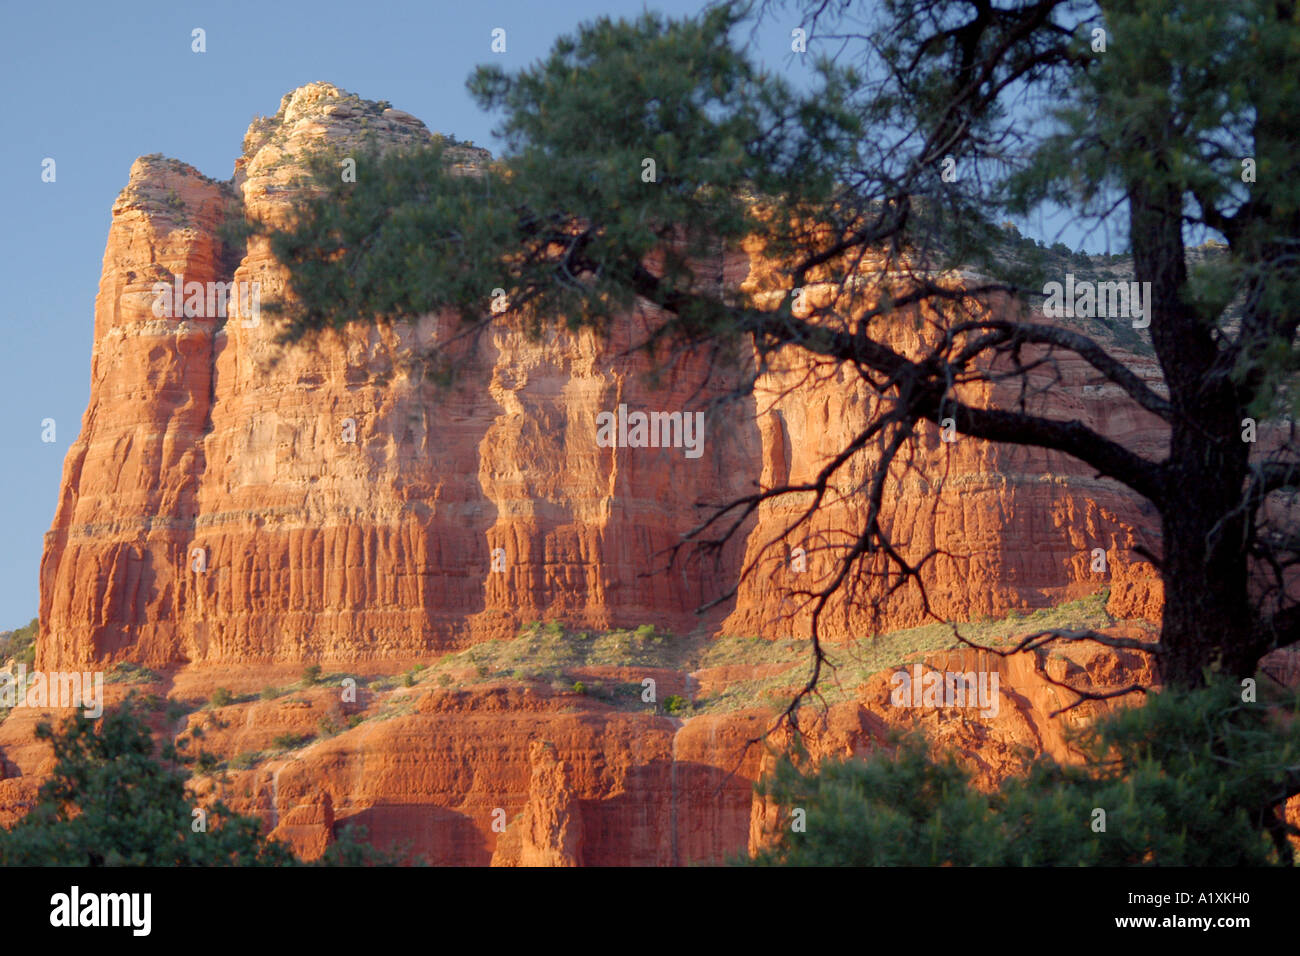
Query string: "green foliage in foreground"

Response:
xmin=0 ymin=701 xmax=294 ymax=865
xmin=106 ymin=661 xmax=163 ymax=685
xmin=749 ymin=680 xmax=1300 ymax=866
xmin=0 ymin=618 xmax=38 ymax=670
xmin=261 ymin=6 xmax=856 ymax=353
xmin=0 ymin=701 xmax=389 ymax=865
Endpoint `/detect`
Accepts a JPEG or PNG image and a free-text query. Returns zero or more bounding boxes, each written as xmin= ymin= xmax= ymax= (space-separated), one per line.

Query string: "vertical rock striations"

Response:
xmin=39 ymin=83 xmax=1165 ymax=670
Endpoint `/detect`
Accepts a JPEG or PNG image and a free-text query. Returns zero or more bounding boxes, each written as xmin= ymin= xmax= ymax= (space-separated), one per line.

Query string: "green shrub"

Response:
xmin=228 ymin=751 xmax=260 ymax=770
xmin=0 ymin=619 xmax=38 ymax=670
xmin=300 ymin=665 xmax=322 ymax=686
xmin=106 ymin=661 xmax=162 ymax=685
xmin=663 ymin=694 xmax=688 ymax=716
xmin=0 ymin=703 xmax=295 ymax=865
xmin=194 ymin=751 xmax=220 ymax=775
xmin=572 ymin=681 xmax=587 ymax=695
xmin=163 ymin=700 xmax=192 ymax=724
xmin=259 ymin=686 xmax=280 ymax=701
xmin=271 ymin=733 xmax=313 ymax=751
xmin=210 ymin=687 xmax=234 ymax=708
xmin=750 ymin=680 xmax=1300 ymax=866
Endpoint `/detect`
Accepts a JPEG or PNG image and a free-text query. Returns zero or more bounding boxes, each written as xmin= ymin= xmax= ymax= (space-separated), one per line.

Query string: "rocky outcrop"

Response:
xmin=12 ymin=82 xmax=1184 ymax=866
xmin=719 ymin=287 xmax=1166 ymax=642
xmin=38 ymin=155 xmax=235 ymax=667
xmin=491 ymin=739 xmax=583 ymax=866
xmin=745 ymin=637 xmax=1161 ymax=854
xmin=0 ymin=633 xmax=1155 ymax=864
xmin=37 ymin=82 xmax=1165 ymax=672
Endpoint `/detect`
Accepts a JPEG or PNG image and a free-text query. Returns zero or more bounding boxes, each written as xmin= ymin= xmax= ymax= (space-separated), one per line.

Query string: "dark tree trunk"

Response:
xmin=1130 ymin=166 xmax=1256 ymax=687
xmin=1158 ymin=439 xmax=1255 ymax=687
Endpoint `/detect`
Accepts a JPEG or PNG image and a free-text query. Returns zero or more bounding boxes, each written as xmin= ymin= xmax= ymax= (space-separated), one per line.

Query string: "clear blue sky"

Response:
xmin=0 ymin=0 xmax=1096 ymax=629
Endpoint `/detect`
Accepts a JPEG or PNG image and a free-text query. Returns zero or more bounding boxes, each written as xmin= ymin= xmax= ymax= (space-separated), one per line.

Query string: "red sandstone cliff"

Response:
xmin=9 ymin=82 xmax=1180 ymax=865
xmin=37 ymin=82 xmax=1163 ymax=672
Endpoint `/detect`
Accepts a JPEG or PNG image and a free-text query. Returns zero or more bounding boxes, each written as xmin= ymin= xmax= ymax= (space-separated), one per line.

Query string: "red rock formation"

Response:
xmin=37 ymin=82 xmax=1165 ymax=672
xmin=491 ymin=739 xmax=583 ymax=866
xmin=13 ymin=82 xmax=1184 ymax=866
xmin=745 ymin=638 xmax=1161 ymax=854
xmin=39 ymin=155 xmax=234 ymax=667
xmin=0 ymin=635 xmax=1150 ymax=864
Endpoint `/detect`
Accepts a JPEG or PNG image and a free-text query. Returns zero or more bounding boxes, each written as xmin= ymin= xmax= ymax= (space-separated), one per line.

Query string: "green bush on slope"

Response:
xmin=748 ymin=679 xmax=1298 ymax=866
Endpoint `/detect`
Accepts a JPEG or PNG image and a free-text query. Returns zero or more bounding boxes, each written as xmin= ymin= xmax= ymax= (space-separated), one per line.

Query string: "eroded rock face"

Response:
xmin=490 ymin=739 xmax=583 ymax=866
xmin=0 ymin=638 xmax=1154 ymax=864
xmin=38 ymin=82 xmax=1164 ymax=671
xmin=17 ymin=82 xmax=1181 ymax=866
xmin=745 ymin=638 xmax=1164 ymax=857
xmin=39 ymin=154 xmax=235 ymax=668
xmin=719 ymin=289 xmax=1166 ymax=643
